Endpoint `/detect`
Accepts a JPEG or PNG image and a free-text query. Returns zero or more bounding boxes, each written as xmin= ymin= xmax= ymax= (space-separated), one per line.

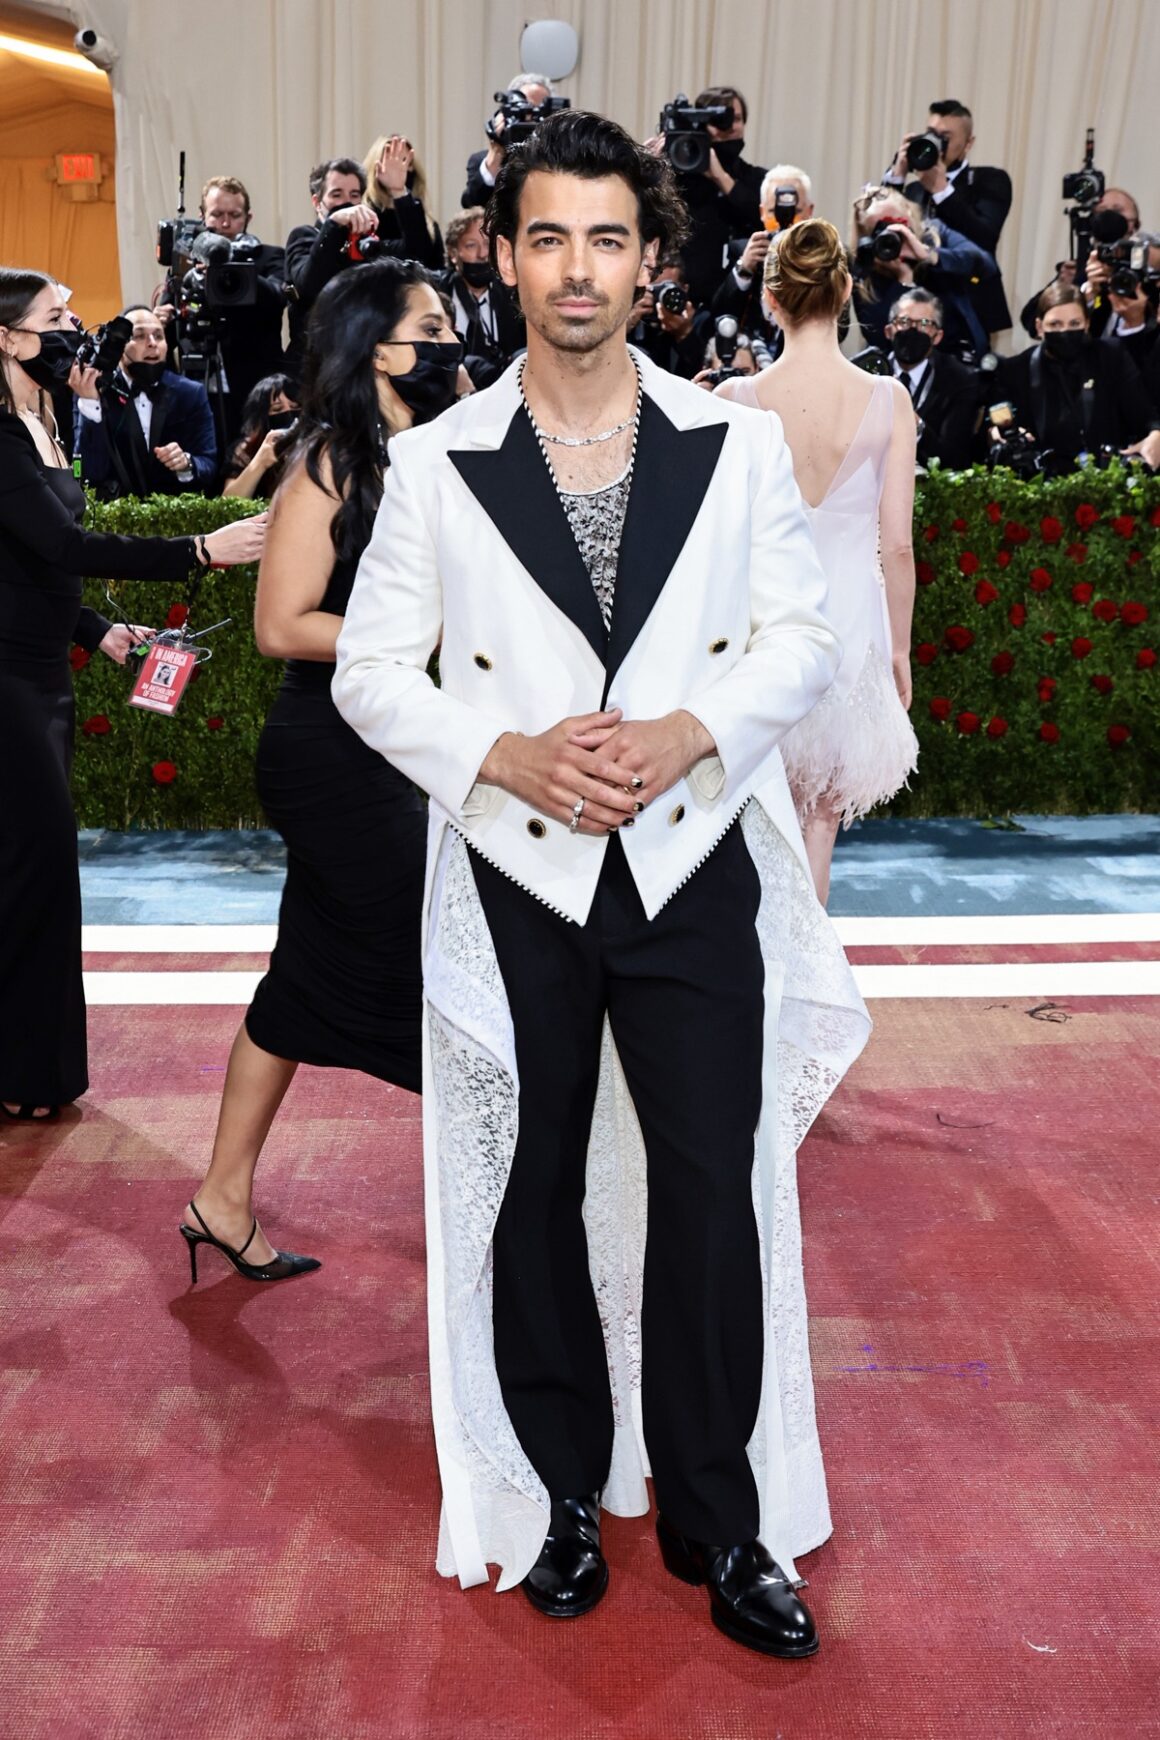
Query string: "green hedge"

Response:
xmin=72 ymin=467 xmax=1158 ymax=828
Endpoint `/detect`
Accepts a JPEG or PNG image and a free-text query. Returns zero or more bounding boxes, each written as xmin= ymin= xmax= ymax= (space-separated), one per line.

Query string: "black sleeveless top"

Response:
xmin=278 ymin=549 xmax=361 ymax=697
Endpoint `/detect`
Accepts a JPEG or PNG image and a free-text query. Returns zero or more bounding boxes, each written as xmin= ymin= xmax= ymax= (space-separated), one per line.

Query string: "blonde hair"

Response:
xmin=763 ymin=217 xmax=849 ymax=323
xmin=849 ymin=184 xmax=929 ymax=254
xmin=362 ymin=136 xmax=438 ymax=242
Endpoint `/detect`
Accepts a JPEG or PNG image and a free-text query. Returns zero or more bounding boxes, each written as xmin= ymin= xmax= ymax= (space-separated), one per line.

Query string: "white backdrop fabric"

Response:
xmin=24 ymin=0 xmax=1160 ymax=343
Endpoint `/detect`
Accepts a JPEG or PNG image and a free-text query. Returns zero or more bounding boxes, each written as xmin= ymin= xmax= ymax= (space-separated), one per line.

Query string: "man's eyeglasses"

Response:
xmin=892 ymin=315 xmax=940 ymax=332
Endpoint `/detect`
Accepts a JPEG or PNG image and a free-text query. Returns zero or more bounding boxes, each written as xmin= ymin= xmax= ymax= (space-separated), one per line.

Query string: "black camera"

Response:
xmin=655 ymin=280 xmax=688 ymax=317
xmin=487 ymin=89 xmax=570 ymax=150
xmin=184 ymin=234 xmax=259 ymax=309
xmin=769 ymin=185 xmax=799 ymax=231
xmin=703 ymin=315 xmax=748 ymax=387
xmin=346 ymin=231 xmax=386 ymax=262
xmin=854 ymin=221 xmax=903 ymax=276
xmin=849 ymin=345 xmax=893 ymax=376
xmin=905 ymin=130 xmax=945 ymax=174
xmin=658 ymin=93 xmax=735 ymax=176
xmin=156 ymin=214 xmax=203 ymax=272
xmin=75 ymin=315 xmax=133 ymax=391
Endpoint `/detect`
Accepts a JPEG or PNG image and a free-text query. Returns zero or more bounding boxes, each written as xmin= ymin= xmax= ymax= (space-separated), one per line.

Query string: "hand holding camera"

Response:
xmin=889 ymin=129 xmax=948 ymax=191
xmin=328 ymin=202 xmax=379 ymax=236
xmin=737 ymin=230 xmax=771 ymax=277
xmin=655 ymin=282 xmax=696 ymax=340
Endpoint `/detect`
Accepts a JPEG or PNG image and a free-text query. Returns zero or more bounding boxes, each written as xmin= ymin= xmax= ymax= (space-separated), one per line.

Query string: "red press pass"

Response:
xmin=128 ymin=640 xmax=197 ymax=714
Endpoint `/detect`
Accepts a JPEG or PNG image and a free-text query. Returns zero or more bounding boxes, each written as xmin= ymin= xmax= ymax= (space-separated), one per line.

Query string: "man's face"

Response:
xmin=496 ymin=171 xmax=654 ymax=355
xmin=760 ymin=180 xmax=812 ymax=226
xmin=202 ymin=187 xmax=249 ymax=237
xmin=316 ymin=171 xmax=364 ymax=217
xmin=123 ymin=310 xmax=167 ymax=365
xmin=516 ymin=82 xmax=550 ymax=109
xmin=706 ymin=96 xmax=745 ymax=144
xmin=451 ymin=220 xmax=488 ymax=267
xmin=926 ymin=112 xmax=972 ymax=168
xmin=886 ymin=298 xmax=944 ymax=349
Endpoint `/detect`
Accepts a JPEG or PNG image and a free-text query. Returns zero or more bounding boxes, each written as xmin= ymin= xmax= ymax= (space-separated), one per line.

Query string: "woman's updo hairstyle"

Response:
xmin=764 ymin=217 xmax=850 ymax=324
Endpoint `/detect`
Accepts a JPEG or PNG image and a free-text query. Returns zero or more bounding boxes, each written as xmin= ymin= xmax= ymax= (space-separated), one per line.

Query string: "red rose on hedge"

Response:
xmin=958 ymin=550 xmax=980 ymax=576
xmin=1066 ymin=542 xmax=1087 ymax=562
xmin=1074 ymin=502 xmax=1098 ymax=530
xmin=206 ymin=715 xmax=225 ymax=731
xmin=81 ymin=714 xmax=110 ymax=737
xmin=1037 ymin=678 xmax=1056 ymax=703
xmin=1004 ymin=521 xmax=1030 ymax=544
xmin=1008 ymin=603 xmax=1027 ymax=627
xmin=923 ymin=524 xmax=940 ymax=543
xmin=1150 ymin=506 xmax=1160 ymax=528
xmin=1107 ymin=724 xmax=1131 ymax=747
xmin=165 ymin=604 xmax=189 ymax=630
xmin=916 ymin=559 xmax=935 ymax=585
xmin=1042 ymin=632 xmax=1057 ymax=644
xmin=1039 ymin=722 xmax=1060 ymax=743
xmin=915 ymin=642 xmax=939 ymax=665
xmin=1111 ymin=514 xmax=1136 ymax=538
xmin=1071 ymin=637 xmax=1093 ymax=658
xmin=1040 ymin=516 xmax=1063 ymax=543
xmin=929 ymin=696 xmax=952 ymax=721
xmin=986 ymin=502 xmax=1002 ymax=524
xmin=974 ymin=579 xmax=998 ymax=605
xmin=945 ymin=625 xmax=974 ymax=652
xmin=69 ymin=647 xmax=90 ymax=671
xmin=1137 ymin=648 xmax=1157 ymax=669
xmin=1127 ymin=549 xmax=1143 ymax=565
xmin=1090 ymin=673 xmax=1113 ymax=695
xmin=991 ymin=651 xmax=1014 ymax=676
xmin=1092 ymin=598 xmax=1118 ymax=623
xmin=151 ymin=761 xmax=178 ymax=785
xmin=986 ymin=717 xmax=1009 ymax=738
xmin=952 ymin=517 xmax=967 ymax=532
xmin=1029 ymin=567 xmax=1052 ymax=592
xmin=996 ymin=549 xmax=1011 ymax=568
xmin=956 ymin=711 xmax=980 ymax=735
xmin=1071 ymin=581 xmax=1093 ymax=603
xmin=1121 ymin=601 xmax=1148 ymax=626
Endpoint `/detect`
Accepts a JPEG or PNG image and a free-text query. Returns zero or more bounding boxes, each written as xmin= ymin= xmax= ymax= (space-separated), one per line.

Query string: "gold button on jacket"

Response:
xmin=473 ymin=652 xmax=493 ymax=671
xmin=526 ymin=818 xmax=546 ymax=839
xmin=668 ymin=804 xmax=685 ymax=826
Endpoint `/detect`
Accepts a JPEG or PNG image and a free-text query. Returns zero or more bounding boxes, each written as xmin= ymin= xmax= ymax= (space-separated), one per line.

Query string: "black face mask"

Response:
xmin=1041 ymin=329 xmax=1087 ymax=365
xmin=386 ymin=338 xmax=464 ymax=421
xmin=126 ymin=358 xmax=166 ymax=393
xmin=891 ymin=326 xmax=934 ymax=367
xmin=267 ymin=409 xmax=297 ymax=431
xmin=712 ymin=139 xmax=745 ymax=170
xmin=458 ymin=261 xmax=492 ymax=289
xmin=12 ymin=326 xmax=83 ymax=389
xmin=1091 ymin=208 xmax=1130 ymax=245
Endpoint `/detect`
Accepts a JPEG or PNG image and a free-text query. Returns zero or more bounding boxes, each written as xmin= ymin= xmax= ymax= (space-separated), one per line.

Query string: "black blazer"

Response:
xmin=462 ymin=149 xmax=495 ymax=211
xmin=74 ymin=370 xmax=219 ymax=496
xmin=284 ymin=197 xmax=440 ymax=373
xmin=995 ymin=339 xmax=1160 ymax=458
xmin=898 ymin=164 xmax=1013 ymax=334
xmin=676 ymin=156 xmax=767 ymax=307
xmin=911 ymin=350 xmax=981 ymax=469
xmin=430 ymin=270 xmax=525 ymax=387
xmin=0 ymin=414 xmax=200 ymax=664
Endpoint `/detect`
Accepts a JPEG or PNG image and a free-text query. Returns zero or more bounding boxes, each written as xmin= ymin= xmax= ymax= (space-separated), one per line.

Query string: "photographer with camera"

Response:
xmin=73 ymin=305 xmax=218 ymax=496
xmin=156 ymin=177 xmax=286 ymax=450
xmin=462 ymin=74 xmax=560 ymax=208
xmin=1019 ymin=188 xmax=1148 ymax=339
xmin=850 ymin=185 xmax=997 ymax=362
xmin=884 ymin=288 xmax=980 ymax=470
xmin=710 ymin=165 xmax=815 ymax=347
xmin=883 ymin=99 xmax=1012 ymax=340
xmin=285 ymin=154 xmax=438 ymax=380
xmin=645 ymin=86 xmax=767 ymax=307
xmin=222 ymin=373 xmax=299 ymax=499
xmin=991 ymin=283 xmax=1160 ymax=475
xmin=430 ymin=208 xmax=524 ymax=390
xmin=626 ymin=255 xmax=713 ymax=379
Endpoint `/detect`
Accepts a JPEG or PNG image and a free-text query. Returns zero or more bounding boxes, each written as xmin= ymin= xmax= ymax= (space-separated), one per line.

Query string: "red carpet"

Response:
xmin=2 ymin=997 xmax=1158 ymax=1739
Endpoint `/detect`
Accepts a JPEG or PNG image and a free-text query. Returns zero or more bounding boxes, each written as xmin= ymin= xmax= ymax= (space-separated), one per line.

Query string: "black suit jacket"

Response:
xmin=994 ymin=339 xmax=1159 ymax=458
xmin=896 ymin=164 xmax=1012 ymax=335
xmin=462 ymin=148 xmax=495 ymax=211
xmin=677 ymin=156 xmax=766 ymax=308
xmin=910 ymin=350 xmax=981 ymax=469
xmin=74 ymin=370 xmax=219 ymax=496
xmin=431 ymin=270 xmax=524 ymax=387
xmin=284 ymin=198 xmax=439 ymax=374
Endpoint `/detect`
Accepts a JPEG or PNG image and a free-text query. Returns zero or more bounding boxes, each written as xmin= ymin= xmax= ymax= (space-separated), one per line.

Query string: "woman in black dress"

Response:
xmin=181 ymin=260 xmax=463 ymax=1283
xmin=0 ymin=269 xmax=265 ymax=1123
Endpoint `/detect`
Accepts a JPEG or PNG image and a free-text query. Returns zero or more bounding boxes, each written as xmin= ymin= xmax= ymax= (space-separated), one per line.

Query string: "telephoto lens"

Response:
xmin=906 ymin=131 xmax=943 ymax=174
xmin=655 ymin=281 xmax=688 ymax=317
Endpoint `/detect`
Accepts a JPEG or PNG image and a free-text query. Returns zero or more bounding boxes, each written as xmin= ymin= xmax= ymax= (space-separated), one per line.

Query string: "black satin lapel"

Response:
xmin=449 ymin=408 xmax=607 ymax=663
xmin=148 ymin=385 xmax=172 ymax=450
xmin=606 ymin=397 xmax=728 ymax=684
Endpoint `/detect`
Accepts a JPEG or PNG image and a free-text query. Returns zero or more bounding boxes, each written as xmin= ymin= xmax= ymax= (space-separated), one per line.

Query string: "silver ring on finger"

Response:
xmin=568 ymin=796 xmax=585 ymax=835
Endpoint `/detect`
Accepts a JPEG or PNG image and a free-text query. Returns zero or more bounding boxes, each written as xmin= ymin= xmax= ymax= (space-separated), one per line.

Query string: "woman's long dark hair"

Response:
xmin=289 ymin=258 xmax=431 ymax=560
xmin=0 ymin=268 xmax=55 ymax=416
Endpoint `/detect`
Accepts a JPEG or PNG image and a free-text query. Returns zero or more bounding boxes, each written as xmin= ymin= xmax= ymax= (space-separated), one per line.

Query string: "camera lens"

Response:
xmin=907 ymin=132 xmax=941 ymax=174
xmin=873 ymin=228 xmax=903 ymax=262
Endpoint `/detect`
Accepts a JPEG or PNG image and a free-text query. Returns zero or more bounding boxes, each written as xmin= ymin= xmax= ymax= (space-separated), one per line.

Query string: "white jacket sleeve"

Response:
xmin=683 ymin=412 xmax=841 ymax=791
xmin=332 ymin=434 xmax=508 ymax=816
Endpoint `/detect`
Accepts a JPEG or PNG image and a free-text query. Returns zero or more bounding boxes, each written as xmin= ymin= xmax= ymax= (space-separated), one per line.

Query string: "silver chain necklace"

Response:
xmin=518 ymin=356 xmax=642 ymax=454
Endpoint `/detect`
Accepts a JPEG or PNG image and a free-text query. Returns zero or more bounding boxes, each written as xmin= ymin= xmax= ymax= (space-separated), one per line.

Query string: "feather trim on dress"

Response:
xmin=781 ymin=642 xmax=918 ymax=829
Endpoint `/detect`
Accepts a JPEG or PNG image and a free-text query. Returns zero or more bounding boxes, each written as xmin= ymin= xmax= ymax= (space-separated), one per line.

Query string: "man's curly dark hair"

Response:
xmin=485 ymin=109 xmax=690 ymax=270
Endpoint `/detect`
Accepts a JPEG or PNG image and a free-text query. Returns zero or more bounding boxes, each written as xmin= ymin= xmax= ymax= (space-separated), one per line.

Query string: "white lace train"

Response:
xmin=421 ymin=794 xmax=870 ymax=1592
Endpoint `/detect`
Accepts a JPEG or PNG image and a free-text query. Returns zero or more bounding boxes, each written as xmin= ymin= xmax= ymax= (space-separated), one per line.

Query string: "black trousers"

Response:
xmin=470 ymin=824 xmax=766 ymax=1545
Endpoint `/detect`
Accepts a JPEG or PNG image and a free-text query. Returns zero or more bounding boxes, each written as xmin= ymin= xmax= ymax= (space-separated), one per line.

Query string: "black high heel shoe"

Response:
xmin=1 ymin=1103 xmax=60 ymax=1122
xmin=178 ymin=1200 xmax=321 ymax=1284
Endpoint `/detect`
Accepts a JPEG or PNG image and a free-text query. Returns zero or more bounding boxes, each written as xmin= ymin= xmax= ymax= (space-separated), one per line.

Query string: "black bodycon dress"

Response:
xmin=244 ymin=546 xmax=425 ymax=1094
xmin=0 ymin=412 xmax=203 ymax=1107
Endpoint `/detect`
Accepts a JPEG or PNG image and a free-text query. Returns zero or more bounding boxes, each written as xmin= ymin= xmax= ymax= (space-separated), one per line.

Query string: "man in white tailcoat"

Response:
xmin=333 ymin=111 xmax=869 ymax=1657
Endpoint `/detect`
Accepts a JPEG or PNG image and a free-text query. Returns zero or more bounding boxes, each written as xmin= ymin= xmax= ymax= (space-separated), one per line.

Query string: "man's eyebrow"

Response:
xmin=524 ymin=220 xmax=633 ymax=238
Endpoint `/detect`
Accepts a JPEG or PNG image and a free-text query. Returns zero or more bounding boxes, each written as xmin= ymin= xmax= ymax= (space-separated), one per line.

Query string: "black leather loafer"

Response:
xmin=656 ymin=1514 xmax=819 ymax=1657
xmin=521 ymin=1493 xmax=609 ymax=1618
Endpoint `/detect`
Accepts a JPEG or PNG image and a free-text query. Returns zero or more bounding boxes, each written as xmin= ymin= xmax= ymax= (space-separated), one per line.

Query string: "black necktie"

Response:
xmin=899 ymin=371 xmax=913 ymax=397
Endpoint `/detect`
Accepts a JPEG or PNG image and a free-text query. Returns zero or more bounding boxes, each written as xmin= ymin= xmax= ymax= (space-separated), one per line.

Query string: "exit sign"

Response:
xmin=56 ymin=153 xmax=101 ymax=184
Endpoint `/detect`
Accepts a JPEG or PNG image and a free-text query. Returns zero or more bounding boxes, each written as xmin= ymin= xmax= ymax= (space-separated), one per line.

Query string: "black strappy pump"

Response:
xmin=178 ymin=1199 xmax=321 ymax=1284
xmin=1 ymin=1103 xmax=60 ymax=1122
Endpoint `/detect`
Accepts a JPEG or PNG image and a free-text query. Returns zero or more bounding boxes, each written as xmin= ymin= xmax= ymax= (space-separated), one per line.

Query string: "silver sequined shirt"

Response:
xmin=559 ymin=466 xmax=632 ymax=629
